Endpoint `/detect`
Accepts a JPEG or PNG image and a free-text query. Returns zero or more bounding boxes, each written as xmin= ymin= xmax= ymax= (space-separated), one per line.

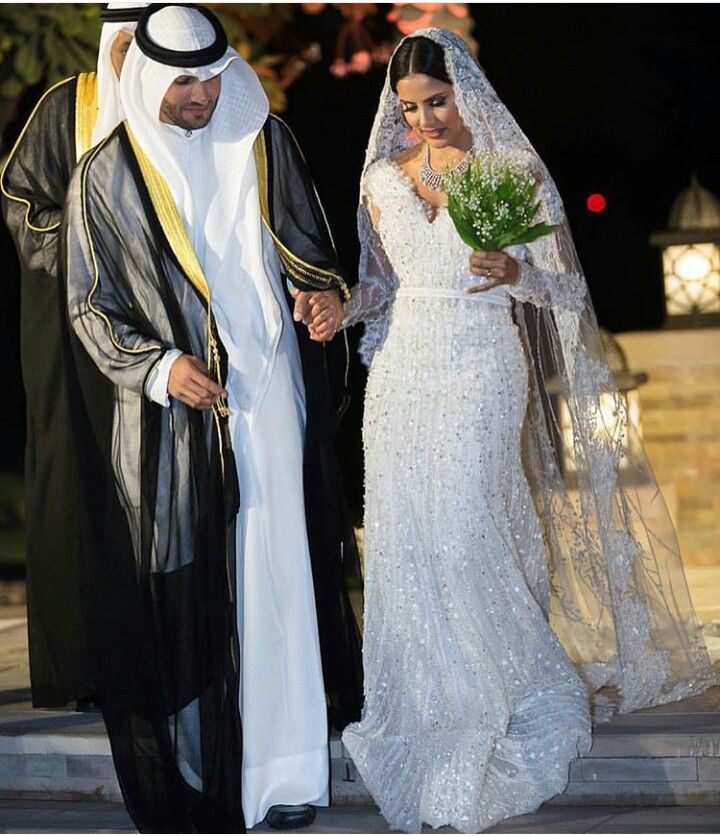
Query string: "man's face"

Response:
xmin=159 ymin=74 xmax=221 ymax=131
xmin=110 ymin=30 xmax=134 ymax=79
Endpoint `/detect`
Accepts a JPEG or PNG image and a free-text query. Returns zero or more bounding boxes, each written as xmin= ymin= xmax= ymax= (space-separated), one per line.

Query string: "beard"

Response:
xmin=160 ymin=97 xmax=219 ymax=131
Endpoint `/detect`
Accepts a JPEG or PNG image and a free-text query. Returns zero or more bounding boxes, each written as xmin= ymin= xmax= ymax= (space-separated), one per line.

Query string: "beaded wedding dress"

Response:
xmin=341 ymin=28 xmax=718 ymax=834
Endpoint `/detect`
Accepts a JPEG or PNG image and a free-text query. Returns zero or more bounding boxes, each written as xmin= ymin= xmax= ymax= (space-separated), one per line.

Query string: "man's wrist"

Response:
xmin=145 ymin=349 xmax=183 ymax=407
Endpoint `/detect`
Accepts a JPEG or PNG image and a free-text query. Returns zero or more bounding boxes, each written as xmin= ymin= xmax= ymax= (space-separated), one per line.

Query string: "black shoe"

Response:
xmin=264 ymin=804 xmax=316 ymax=830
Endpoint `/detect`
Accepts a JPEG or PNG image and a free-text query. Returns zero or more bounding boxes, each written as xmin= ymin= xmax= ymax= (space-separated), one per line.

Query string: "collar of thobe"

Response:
xmin=162 ymin=122 xmax=204 ymax=142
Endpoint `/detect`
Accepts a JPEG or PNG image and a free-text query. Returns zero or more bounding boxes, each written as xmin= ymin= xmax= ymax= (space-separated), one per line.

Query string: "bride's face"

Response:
xmin=395 ymin=73 xmax=471 ymax=150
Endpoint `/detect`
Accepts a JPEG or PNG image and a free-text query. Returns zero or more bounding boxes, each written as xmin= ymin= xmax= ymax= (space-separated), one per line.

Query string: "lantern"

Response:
xmin=650 ymin=175 xmax=720 ymax=328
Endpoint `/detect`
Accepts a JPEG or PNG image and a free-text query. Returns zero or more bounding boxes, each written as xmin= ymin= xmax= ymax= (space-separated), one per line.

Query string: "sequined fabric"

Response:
xmin=342 ymin=26 xmax=719 ymax=832
xmin=342 ymin=160 xmax=592 ymax=833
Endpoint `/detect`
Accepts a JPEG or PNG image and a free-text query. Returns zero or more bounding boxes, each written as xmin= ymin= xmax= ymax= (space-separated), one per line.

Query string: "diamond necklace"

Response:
xmin=419 ymin=144 xmax=472 ymax=192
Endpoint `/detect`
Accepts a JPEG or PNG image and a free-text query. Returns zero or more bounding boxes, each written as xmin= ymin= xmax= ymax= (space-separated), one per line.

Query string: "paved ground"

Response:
xmin=1 ymin=801 xmax=720 ymax=834
xmin=3 ymin=600 xmax=720 ymax=833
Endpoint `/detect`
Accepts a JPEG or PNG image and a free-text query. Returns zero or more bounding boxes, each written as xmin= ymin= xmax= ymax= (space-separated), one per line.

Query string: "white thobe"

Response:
xmin=147 ymin=125 xmax=329 ymax=827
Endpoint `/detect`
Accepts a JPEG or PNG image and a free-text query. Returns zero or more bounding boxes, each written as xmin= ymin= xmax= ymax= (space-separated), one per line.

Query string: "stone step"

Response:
xmin=332 ymin=749 xmax=720 ymax=807
xmin=332 ymin=696 xmax=720 ymax=807
xmin=1 ymin=692 xmax=720 ymax=806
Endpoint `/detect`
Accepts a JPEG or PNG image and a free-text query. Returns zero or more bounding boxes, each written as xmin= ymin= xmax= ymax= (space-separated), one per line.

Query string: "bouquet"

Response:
xmin=445 ymin=151 xmax=557 ymax=252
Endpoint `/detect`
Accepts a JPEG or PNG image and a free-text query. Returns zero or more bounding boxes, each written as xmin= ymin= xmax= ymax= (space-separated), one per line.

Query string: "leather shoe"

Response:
xmin=264 ymin=804 xmax=316 ymax=830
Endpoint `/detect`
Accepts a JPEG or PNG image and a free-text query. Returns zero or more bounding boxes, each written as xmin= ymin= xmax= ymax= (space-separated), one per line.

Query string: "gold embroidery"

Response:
xmin=126 ymin=125 xmax=210 ymax=303
xmin=254 ymin=122 xmax=352 ymax=414
xmin=82 ymin=132 xmax=229 ymax=518
xmin=0 ymin=76 xmax=74 ymax=234
xmin=125 ymin=124 xmax=229 ymax=418
xmin=253 ymin=127 xmax=350 ymax=302
xmin=81 ymin=139 xmax=163 ymax=356
xmin=74 ymin=71 xmax=99 ymax=161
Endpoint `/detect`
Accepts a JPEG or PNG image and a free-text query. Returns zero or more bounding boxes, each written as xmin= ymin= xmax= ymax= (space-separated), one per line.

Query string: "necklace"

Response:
xmin=419 ymin=144 xmax=472 ymax=192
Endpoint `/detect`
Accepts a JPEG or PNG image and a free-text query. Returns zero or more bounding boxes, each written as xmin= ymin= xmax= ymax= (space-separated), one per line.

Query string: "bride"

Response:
xmin=304 ymin=28 xmax=718 ymax=833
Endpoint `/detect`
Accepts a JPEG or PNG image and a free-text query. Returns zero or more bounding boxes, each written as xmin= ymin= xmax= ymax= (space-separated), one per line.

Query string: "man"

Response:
xmin=0 ymin=2 xmax=145 ymax=709
xmin=63 ymin=5 xmax=362 ymax=832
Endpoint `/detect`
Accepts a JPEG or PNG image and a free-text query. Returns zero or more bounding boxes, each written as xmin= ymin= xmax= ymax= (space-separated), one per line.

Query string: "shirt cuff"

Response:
xmin=145 ymin=349 xmax=183 ymax=407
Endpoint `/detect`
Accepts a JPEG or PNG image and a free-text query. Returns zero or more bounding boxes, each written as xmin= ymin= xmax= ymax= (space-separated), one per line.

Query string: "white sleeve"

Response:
xmin=342 ymin=214 xmax=399 ymax=328
xmin=505 ymin=241 xmax=586 ymax=313
xmin=342 ymin=163 xmax=399 ymax=329
xmin=144 ymin=349 xmax=183 ymax=407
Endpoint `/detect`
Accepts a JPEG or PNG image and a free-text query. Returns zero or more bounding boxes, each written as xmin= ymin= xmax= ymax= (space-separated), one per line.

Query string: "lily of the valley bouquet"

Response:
xmin=445 ymin=151 xmax=557 ymax=252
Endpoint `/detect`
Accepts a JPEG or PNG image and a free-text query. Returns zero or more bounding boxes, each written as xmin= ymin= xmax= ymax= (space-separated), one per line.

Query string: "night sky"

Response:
xmin=1 ymin=3 xmax=718 ymax=478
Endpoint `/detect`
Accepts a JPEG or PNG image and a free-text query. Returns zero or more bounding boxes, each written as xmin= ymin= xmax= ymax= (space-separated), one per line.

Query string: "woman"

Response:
xmin=310 ymin=29 xmax=718 ymax=833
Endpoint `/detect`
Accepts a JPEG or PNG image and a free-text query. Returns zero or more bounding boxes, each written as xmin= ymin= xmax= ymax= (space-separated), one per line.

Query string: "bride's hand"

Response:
xmin=307 ymin=290 xmax=344 ymax=342
xmin=468 ymin=250 xmax=519 ymax=293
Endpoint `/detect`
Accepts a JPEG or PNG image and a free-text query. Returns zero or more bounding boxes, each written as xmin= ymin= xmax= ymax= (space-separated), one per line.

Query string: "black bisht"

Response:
xmin=61 ymin=113 xmax=363 ymax=833
xmin=258 ymin=115 xmax=364 ymax=729
xmin=0 ymin=74 xmax=98 ymax=709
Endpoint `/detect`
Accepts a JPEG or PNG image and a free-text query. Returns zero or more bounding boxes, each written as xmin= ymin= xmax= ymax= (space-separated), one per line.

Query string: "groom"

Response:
xmin=63 ymin=4 xmax=361 ymax=831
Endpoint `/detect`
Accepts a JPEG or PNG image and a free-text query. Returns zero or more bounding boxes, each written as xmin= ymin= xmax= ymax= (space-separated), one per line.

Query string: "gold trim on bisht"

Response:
xmin=80 ymin=137 xmax=164 ymax=359
xmin=126 ymin=125 xmax=210 ymax=304
xmin=74 ymin=71 xmax=99 ymax=161
xmin=125 ymin=123 xmax=230 ymax=421
xmin=0 ymin=76 xmax=75 ymax=234
xmin=253 ymin=125 xmax=351 ymax=303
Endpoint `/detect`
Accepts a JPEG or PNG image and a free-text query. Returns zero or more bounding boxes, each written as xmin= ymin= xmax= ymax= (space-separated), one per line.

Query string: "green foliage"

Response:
xmin=0 ymin=527 xmax=25 ymax=568
xmin=446 ymin=152 xmax=557 ymax=252
xmin=0 ymin=4 xmax=101 ymax=100
xmin=209 ymin=3 xmax=294 ymax=112
xmin=0 ymin=472 xmax=24 ymax=522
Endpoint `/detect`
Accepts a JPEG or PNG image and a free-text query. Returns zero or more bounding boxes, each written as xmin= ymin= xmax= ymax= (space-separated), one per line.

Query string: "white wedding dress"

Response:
xmin=342 ymin=26 xmax=718 ymax=835
xmin=341 ymin=158 xmax=592 ymax=833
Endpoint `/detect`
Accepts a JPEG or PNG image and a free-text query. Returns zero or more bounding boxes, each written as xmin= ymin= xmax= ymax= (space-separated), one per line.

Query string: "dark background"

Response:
xmin=1 ymin=3 xmax=718 ymax=494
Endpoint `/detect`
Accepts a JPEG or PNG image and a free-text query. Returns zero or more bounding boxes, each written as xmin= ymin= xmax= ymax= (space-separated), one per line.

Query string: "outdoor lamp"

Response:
xmin=650 ymin=175 xmax=720 ymax=327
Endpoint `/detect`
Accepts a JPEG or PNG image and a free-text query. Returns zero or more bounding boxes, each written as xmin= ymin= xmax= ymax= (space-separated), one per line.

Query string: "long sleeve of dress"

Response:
xmin=1 ymin=78 xmax=76 ymax=280
xmin=505 ymin=224 xmax=586 ymax=314
xmin=343 ymin=206 xmax=399 ymax=327
xmin=63 ymin=151 xmax=167 ymax=396
xmin=342 ymin=205 xmax=399 ymax=367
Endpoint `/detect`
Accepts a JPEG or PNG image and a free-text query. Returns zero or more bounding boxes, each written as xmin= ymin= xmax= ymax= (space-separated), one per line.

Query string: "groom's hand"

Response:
xmin=307 ymin=290 xmax=344 ymax=342
xmin=168 ymin=354 xmax=227 ymax=410
xmin=291 ymin=288 xmax=313 ymax=325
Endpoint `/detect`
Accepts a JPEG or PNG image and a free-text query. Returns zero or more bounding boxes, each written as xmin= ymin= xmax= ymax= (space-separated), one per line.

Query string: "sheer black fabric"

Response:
xmin=63 ymin=124 xmax=243 ymax=832
xmin=61 ymin=119 xmax=362 ymax=831
xmin=1 ymin=76 xmax=96 ymax=708
xmin=261 ymin=115 xmax=351 ymax=301
xmin=263 ymin=116 xmax=364 ymax=730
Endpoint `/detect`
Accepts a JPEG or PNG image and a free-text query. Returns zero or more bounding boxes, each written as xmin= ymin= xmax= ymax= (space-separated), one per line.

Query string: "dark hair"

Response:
xmin=389 ymin=36 xmax=451 ymax=93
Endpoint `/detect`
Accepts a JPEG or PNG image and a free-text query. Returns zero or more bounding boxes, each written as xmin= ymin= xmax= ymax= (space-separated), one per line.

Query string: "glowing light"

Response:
xmin=662 ymin=243 xmax=720 ymax=315
xmin=586 ymin=193 xmax=607 ymax=214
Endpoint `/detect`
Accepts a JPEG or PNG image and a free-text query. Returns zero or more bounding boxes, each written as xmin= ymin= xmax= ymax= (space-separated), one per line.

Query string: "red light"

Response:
xmin=587 ymin=193 xmax=607 ymax=213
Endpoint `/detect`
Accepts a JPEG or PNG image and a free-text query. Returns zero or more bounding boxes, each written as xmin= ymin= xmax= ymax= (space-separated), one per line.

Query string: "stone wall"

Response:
xmin=616 ymin=328 xmax=720 ymax=569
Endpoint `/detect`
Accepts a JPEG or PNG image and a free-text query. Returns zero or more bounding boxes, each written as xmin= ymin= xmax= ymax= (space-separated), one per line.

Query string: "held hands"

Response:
xmin=168 ymin=354 xmax=227 ymax=410
xmin=291 ymin=288 xmax=344 ymax=342
xmin=468 ymin=250 xmax=519 ymax=293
